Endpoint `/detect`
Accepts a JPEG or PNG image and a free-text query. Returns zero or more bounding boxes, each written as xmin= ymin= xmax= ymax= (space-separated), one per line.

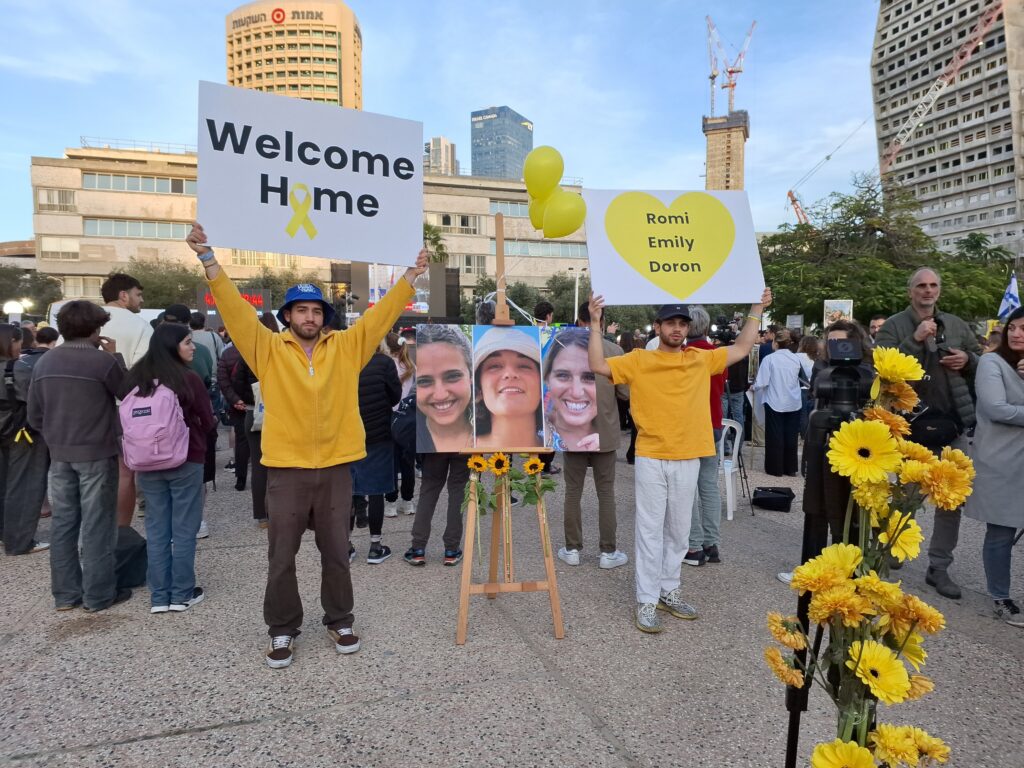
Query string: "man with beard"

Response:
xmin=186 ymin=222 xmax=427 ymax=669
xmin=587 ymin=290 xmax=771 ymax=634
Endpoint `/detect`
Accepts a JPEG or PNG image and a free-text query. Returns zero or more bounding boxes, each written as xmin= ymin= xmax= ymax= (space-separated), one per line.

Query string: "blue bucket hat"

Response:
xmin=276 ymin=283 xmax=336 ymax=328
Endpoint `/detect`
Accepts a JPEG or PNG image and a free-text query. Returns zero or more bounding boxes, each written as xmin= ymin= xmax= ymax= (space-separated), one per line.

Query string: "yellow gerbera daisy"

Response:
xmin=896 ymin=438 xmax=936 ymax=463
xmin=827 ymin=420 xmax=902 ymax=485
xmin=846 ymin=640 xmax=911 ymax=705
xmin=763 ymin=646 xmax=804 ymax=688
xmin=909 ymin=726 xmax=950 ymax=765
xmin=790 ymin=544 xmax=862 ymax=594
xmin=864 ymin=406 xmax=912 ymax=438
xmin=906 ymin=674 xmax=935 ymax=701
xmin=766 ymin=612 xmax=807 ymax=650
xmin=923 ymin=459 xmax=973 ymax=511
xmin=895 ymin=631 xmax=927 ymax=672
xmin=523 ymin=456 xmax=544 ymax=475
xmin=879 ymin=513 xmax=924 ymax=562
xmin=883 ymin=380 xmax=921 ymax=412
xmin=854 ymin=571 xmax=904 ymax=613
xmin=467 ymin=455 xmax=488 ymax=473
xmin=809 ymin=582 xmax=876 ymax=627
xmin=488 ymin=452 xmax=510 ymax=476
xmin=873 ymin=347 xmax=925 ymax=382
xmin=810 ymin=739 xmax=875 ymax=768
xmin=940 ymin=445 xmax=975 ymax=480
xmin=903 ymin=593 xmax=945 ymax=634
xmin=899 ymin=459 xmax=933 ymax=486
xmin=852 ymin=480 xmax=891 ymax=518
xmin=871 ymin=723 xmax=919 ymax=766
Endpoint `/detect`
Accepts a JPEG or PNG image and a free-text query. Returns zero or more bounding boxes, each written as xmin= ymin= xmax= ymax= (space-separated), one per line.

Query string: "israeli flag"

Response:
xmin=998 ymin=273 xmax=1020 ymax=320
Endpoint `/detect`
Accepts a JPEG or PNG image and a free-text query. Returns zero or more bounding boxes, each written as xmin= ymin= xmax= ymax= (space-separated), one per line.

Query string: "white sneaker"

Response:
xmin=150 ymin=605 xmax=170 ymax=614
xmin=384 ymin=502 xmax=398 ymax=518
xmin=777 ymin=571 xmax=793 ymax=585
xmin=398 ymin=498 xmax=414 ymax=515
xmin=599 ymin=550 xmax=628 ymax=570
xmin=557 ymin=547 xmax=580 ymax=566
xmin=196 ymin=520 xmax=209 ymax=539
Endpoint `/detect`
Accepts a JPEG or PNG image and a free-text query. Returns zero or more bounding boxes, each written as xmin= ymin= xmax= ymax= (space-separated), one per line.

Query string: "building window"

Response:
xmin=39 ymin=236 xmax=79 ymax=261
xmin=36 ymin=188 xmax=76 ymax=212
xmin=83 ymin=219 xmax=190 ymax=240
xmin=231 ymin=250 xmax=298 ymax=268
xmin=425 ymin=212 xmax=479 ymax=235
xmin=489 ymin=201 xmax=530 ymax=218
xmin=62 ymin=276 xmax=103 ymax=300
xmin=83 ymin=173 xmax=196 ymax=196
xmin=489 ymin=240 xmax=588 ymax=258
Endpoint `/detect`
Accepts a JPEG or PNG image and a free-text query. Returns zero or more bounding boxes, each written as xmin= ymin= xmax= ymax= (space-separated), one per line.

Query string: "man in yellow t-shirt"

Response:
xmin=588 ymin=290 xmax=771 ymax=633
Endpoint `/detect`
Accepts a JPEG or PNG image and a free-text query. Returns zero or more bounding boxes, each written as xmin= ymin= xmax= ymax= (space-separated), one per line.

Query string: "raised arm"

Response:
xmin=587 ymin=294 xmax=613 ymax=379
xmin=726 ymin=287 xmax=772 ymax=368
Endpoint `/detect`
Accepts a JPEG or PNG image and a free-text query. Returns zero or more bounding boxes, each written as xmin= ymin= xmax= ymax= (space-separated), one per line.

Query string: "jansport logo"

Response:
xmin=132 ymin=407 xmax=152 ymax=418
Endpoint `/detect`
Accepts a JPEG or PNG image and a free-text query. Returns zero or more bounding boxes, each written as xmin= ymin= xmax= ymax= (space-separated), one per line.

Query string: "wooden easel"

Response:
xmin=455 ymin=450 xmax=565 ymax=645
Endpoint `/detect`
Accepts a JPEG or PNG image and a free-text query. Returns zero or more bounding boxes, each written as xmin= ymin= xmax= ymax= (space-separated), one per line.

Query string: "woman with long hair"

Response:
xmin=122 ymin=324 xmax=216 ymax=613
xmin=473 ymin=326 xmax=543 ymax=450
xmin=383 ymin=332 xmax=416 ymax=516
xmin=544 ymin=328 xmax=600 ymax=452
xmin=966 ymin=307 xmax=1024 ymax=627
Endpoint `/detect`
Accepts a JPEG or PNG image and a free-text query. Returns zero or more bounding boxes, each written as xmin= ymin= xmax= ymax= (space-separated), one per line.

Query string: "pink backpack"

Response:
xmin=119 ymin=383 xmax=189 ymax=472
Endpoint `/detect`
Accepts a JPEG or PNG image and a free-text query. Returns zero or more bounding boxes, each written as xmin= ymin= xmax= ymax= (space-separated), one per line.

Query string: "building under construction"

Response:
xmin=702 ymin=18 xmax=754 ymax=191
xmin=871 ymin=0 xmax=1024 ymax=256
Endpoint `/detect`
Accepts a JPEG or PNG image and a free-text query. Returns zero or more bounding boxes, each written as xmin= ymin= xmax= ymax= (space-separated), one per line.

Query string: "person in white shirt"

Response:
xmin=752 ymin=328 xmax=803 ymax=476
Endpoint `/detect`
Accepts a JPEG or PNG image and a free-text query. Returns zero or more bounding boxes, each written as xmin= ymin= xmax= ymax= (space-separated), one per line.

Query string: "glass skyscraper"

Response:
xmin=470 ymin=106 xmax=534 ymax=179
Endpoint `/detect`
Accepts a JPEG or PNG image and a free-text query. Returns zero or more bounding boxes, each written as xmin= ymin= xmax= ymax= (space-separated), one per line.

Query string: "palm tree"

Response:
xmin=423 ymin=222 xmax=450 ymax=264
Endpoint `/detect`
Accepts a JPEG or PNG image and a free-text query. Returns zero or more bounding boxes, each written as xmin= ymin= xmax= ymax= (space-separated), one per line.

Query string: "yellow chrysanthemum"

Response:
xmin=488 ymin=452 xmax=510 ymax=476
xmin=854 ymin=571 xmax=904 ymax=613
xmin=808 ymin=582 xmax=875 ymax=627
xmin=899 ymin=459 xmax=933 ymax=486
xmin=940 ymin=445 xmax=975 ymax=480
xmin=827 ymin=419 xmax=903 ymax=485
xmin=896 ymin=438 xmax=936 ymax=463
xmin=896 ymin=631 xmax=927 ymax=672
xmin=467 ymin=455 xmax=487 ymax=473
xmin=790 ymin=544 xmax=863 ymax=595
xmin=846 ymin=640 xmax=911 ymax=705
xmin=883 ymin=380 xmax=921 ymax=412
xmin=864 ymin=406 xmax=912 ymax=438
xmin=903 ymin=594 xmax=946 ymax=634
xmin=852 ymin=480 xmax=891 ymax=518
xmin=766 ymin=612 xmax=807 ymax=650
xmin=523 ymin=457 xmax=544 ymax=475
xmin=810 ymin=739 xmax=875 ymax=768
xmin=871 ymin=723 xmax=919 ymax=766
xmin=879 ymin=513 xmax=924 ymax=562
xmin=873 ymin=347 xmax=925 ymax=382
xmin=910 ymin=726 xmax=950 ymax=765
xmin=906 ymin=674 xmax=935 ymax=701
xmin=922 ymin=459 xmax=973 ymax=511
xmin=763 ymin=646 xmax=804 ymax=687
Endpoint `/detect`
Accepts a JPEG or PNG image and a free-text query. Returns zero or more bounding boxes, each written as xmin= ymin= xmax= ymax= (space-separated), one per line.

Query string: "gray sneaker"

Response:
xmin=635 ymin=602 xmax=663 ymax=633
xmin=657 ymin=588 xmax=699 ymax=620
xmin=994 ymin=599 xmax=1024 ymax=628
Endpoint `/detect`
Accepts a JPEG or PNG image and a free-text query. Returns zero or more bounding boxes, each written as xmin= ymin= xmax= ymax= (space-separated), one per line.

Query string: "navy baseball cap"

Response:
xmin=276 ymin=283 xmax=336 ymax=328
xmin=655 ymin=305 xmax=692 ymax=323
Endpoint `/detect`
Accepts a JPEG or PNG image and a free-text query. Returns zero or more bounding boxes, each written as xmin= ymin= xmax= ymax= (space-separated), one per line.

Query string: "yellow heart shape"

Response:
xmin=604 ymin=191 xmax=735 ymax=301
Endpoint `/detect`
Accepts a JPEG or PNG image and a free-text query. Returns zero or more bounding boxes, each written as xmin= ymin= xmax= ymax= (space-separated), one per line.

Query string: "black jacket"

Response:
xmin=358 ymin=353 xmax=401 ymax=444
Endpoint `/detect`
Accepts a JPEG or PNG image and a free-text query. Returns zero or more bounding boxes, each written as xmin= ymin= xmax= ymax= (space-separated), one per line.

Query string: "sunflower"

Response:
xmin=870 ymin=723 xmax=919 ymax=766
xmin=852 ymin=480 xmax=891 ymax=519
xmin=899 ymin=459 xmax=933 ymax=486
xmin=763 ymin=646 xmax=804 ymax=688
xmin=854 ymin=571 xmax=904 ymax=613
xmin=808 ymin=582 xmax=875 ymax=627
xmin=923 ymin=459 xmax=973 ymax=510
xmin=864 ymin=405 xmax=912 ymax=438
xmin=883 ymin=380 xmax=921 ymax=412
xmin=846 ymin=640 xmax=911 ymax=705
xmin=896 ymin=438 xmax=936 ymax=463
xmin=873 ymin=347 xmax=925 ymax=382
xmin=467 ymin=455 xmax=488 ymax=473
xmin=906 ymin=674 xmax=935 ymax=701
xmin=910 ymin=726 xmax=950 ymax=765
xmin=896 ymin=631 xmax=927 ymax=672
xmin=523 ymin=456 xmax=544 ymax=476
xmin=488 ymin=452 xmax=510 ymax=476
xmin=810 ymin=739 xmax=875 ymax=768
xmin=767 ymin=612 xmax=807 ymax=650
xmin=879 ymin=513 xmax=924 ymax=562
xmin=903 ymin=594 xmax=945 ymax=634
xmin=790 ymin=544 xmax=862 ymax=595
xmin=827 ymin=419 xmax=902 ymax=485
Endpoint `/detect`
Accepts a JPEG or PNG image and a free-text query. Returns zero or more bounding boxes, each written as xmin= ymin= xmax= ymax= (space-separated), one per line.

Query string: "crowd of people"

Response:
xmin=3 ymin=241 xmax=1022 ymax=666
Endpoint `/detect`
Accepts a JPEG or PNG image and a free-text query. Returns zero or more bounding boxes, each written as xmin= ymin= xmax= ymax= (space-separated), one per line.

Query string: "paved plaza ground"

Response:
xmin=1 ymin=435 xmax=1021 ymax=767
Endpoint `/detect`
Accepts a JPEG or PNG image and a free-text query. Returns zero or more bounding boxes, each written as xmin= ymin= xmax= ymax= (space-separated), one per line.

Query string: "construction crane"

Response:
xmin=879 ymin=0 xmax=1004 ymax=175
xmin=785 ymin=120 xmax=868 ymax=227
xmin=706 ymin=16 xmax=756 ymax=115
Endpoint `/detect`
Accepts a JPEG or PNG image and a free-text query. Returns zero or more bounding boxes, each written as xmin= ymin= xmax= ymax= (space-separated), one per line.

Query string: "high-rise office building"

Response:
xmin=470 ymin=106 xmax=534 ymax=179
xmin=225 ymin=0 xmax=363 ymax=109
xmin=871 ymin=0 xmax=1023 ymax=255
xmin=424 ymin=136 xmax=459 ymax=176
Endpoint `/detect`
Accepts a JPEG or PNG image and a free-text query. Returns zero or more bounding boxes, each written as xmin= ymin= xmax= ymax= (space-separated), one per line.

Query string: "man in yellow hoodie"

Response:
xmin=186 ymin=223 xmax=427 ymax=669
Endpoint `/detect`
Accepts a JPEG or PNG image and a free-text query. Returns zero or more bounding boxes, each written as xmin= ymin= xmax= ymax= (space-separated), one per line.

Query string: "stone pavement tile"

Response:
xmin=6 ymin=679 xmax=627 ymax=768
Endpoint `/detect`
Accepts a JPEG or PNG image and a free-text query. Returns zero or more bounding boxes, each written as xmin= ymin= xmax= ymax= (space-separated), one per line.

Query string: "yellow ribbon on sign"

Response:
xmin=285 ymin=183 xmax=318 ymax=239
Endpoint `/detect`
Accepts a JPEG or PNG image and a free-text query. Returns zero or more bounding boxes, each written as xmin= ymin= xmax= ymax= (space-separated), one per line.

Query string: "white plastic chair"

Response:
xmin=718 ymin=419 xmax=742 ymax=521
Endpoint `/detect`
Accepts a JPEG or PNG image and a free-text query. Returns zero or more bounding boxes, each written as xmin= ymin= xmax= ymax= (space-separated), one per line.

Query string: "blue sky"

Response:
xmin=0 ymin=0 xmax=880 ymax=241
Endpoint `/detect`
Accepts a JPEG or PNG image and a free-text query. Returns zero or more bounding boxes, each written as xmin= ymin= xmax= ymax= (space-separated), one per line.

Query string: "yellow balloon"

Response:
xmin=523 ymin=146 xmax=563 ymax=200
xmin=542 ymin=190 xmax=587 ymax=239
xmin=528 ymin=197 xmax=547 ymax=229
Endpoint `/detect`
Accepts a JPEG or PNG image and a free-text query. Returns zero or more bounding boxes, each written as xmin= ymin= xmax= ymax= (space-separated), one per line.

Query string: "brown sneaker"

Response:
xmin=266 ymin=635 xmax=295 ymax=669
xmin=328 ymin=627 xmax=361 ymax=655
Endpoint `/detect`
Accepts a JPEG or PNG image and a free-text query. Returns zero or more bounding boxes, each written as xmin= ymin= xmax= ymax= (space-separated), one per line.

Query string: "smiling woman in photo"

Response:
xmin=473 ymin=326 xmax=543 ymax=450
xmin=544 ymin=328 xmax=600 ymax=452
xmin=414 ymin=324 xmax=473 ymax=453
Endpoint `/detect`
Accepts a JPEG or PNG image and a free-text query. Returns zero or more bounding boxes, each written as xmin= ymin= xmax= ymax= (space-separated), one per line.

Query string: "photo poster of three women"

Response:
xmin=414 ymin=324 xmax=601 ymax=454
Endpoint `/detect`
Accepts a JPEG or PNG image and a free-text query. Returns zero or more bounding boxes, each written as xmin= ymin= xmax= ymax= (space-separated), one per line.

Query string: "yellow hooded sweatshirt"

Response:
xmin=208 ymin=270 xmax=414 ymax=469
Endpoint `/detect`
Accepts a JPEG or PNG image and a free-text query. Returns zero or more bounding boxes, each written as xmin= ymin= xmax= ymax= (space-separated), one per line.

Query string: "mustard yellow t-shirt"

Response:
xmin=607 ymin=346 xmax=728 ymax=460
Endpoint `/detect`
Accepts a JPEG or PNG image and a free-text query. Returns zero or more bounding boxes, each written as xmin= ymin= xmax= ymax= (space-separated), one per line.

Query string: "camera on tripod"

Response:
xmin=812 ymin=338 xmax=874 ymax=419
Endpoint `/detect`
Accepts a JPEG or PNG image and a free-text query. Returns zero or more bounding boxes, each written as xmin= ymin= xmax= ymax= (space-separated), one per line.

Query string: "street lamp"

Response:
xmin=3 ymin=301 xmax=24 ymax=324
xmin=568 ymin=266 xmax=588 ymax=323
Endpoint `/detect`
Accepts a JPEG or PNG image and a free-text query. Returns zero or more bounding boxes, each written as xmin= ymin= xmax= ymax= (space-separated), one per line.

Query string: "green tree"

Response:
xmin=544 ymin=271 xmax=591 ymax=324
xmin=953 ymin=232 xmax=1014 ymax=265
xmin=119 ymin=257 xmax=205 ymax=309
xmin=0 ymin=267 xmax=63 ymax=318
xmin=423 ymin=222 xmax=449 ymax=264
xmin=237 ymin=266 xmax=326 ymax=307
xmin=505 ymin=281 xmax=542 ymax=325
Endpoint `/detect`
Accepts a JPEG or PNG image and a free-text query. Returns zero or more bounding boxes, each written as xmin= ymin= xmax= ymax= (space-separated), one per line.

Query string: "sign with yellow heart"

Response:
xmin=582 ymin=188 xmax=764 ymax=306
